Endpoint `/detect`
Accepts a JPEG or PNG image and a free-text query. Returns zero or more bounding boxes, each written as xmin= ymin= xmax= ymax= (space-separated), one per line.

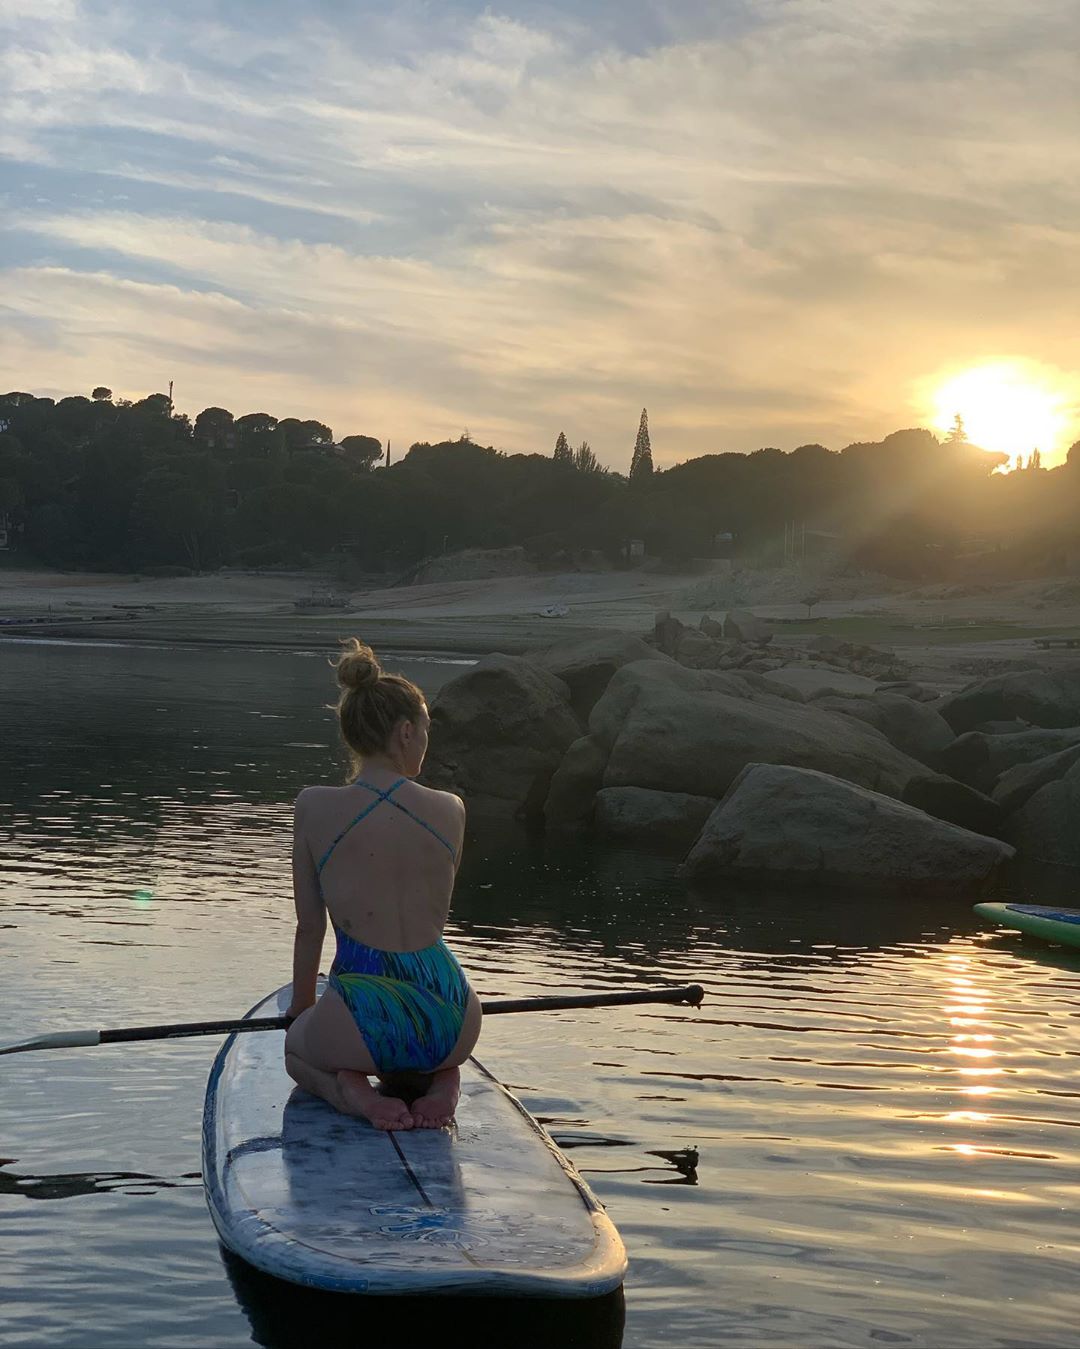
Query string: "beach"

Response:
xmin=2 ymin=564 xmax=1078 ymax=688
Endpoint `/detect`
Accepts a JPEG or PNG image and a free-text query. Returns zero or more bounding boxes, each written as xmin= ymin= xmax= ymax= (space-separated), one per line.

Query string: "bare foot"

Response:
xmin=409 ymin=1066 xmax=460 ymax=1129
xmin=337 ymin=1069 xmax=414 ymax=1130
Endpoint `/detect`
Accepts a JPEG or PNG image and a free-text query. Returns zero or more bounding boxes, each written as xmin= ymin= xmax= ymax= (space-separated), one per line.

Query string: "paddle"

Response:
xmin=0 ymin=983 xmax=704 ymax=1056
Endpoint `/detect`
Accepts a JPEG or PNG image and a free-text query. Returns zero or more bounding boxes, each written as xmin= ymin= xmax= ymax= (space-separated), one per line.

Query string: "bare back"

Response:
xmin=298 ymin=774 xmax=465 ymax=952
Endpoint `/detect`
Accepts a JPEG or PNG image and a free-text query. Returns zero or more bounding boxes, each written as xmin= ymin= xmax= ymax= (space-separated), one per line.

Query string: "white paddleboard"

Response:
xmin=202 ymin=983 xmax=627 ymax=1297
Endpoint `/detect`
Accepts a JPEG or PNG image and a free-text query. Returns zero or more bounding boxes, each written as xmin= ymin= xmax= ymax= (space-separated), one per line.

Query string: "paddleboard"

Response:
xmin=974 ymin=902 xmax=1080 ymax=949
xmin=202 ymin=982 xmax=627 ymax=1296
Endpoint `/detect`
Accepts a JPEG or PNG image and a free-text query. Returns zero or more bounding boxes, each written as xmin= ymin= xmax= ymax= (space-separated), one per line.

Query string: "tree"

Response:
xmin=946 ymin=413 xmax=967 ymax=444
xmin=279 ymin=417 xmax=334 ymax=449
xmin=629 ymin=408 xmax=653 ymax=483
xmin=235 ymin=412 xmax=280 ymax=458
xmin=91 ymin=387 xmax=113 ymax=402
xmin=800 ymin=590 xmax=824 ymax=619
xmin=131 ymin=466 xmax=216 ymax=570
xmin=339 ymin=435 xmax=383 ymax=471
xmin=573 ymin=441 xmax=601 ymax=474
xmin=134 ymin=393 xmax=172 ymax=418
xmin=553 ymin=431 xmax=573 ymax=465
xmin=194 ymin=407 xmax=235 ymax=452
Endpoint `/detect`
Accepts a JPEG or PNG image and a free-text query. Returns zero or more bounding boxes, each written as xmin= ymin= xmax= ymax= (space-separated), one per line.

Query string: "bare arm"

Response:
xmin=287 ymin=790 xmax=326 ymax=1018
xmin=452 ymin=794 xmax=466 ymax=875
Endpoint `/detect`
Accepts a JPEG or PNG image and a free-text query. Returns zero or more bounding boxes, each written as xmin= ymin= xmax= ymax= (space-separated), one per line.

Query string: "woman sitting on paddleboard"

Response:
xmin=284 ymin=640 xmax=481 ymax=1130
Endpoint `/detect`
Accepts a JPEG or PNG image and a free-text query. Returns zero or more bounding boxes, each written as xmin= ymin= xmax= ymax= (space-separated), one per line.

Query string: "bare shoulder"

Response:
xmin=412 ymin=782 xmax=465 ymax=824
xmin=294 ymin=784 xmax=341 ymax=817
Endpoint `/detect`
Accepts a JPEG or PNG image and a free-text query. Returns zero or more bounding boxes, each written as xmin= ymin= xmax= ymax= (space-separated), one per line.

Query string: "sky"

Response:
xmin=2 ymin=0 xmax=1079 ymax=469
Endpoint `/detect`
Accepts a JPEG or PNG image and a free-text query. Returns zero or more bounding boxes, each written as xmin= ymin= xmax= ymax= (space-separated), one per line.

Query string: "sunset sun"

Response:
xmin=930 ymin=363 xmax=1074 ymax=467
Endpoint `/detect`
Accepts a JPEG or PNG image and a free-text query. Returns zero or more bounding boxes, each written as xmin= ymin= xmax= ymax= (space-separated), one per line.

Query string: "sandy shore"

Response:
xmin=2 ymin=565 xmax=1078 ymax=687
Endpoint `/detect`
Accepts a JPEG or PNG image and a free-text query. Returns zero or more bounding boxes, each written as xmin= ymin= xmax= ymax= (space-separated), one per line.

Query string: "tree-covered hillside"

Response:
xmin=1 ymin=388 xmax=1077 ymax=578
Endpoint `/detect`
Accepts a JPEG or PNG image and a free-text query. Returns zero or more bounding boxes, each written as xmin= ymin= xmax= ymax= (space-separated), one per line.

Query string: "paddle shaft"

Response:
xmin=1 ymin=984 xmax=704 ymax=1055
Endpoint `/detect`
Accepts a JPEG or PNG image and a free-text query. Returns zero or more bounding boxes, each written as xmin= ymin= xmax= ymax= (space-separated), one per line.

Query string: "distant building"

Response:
xmin=627 ymin=537 xmax=646 ymax=559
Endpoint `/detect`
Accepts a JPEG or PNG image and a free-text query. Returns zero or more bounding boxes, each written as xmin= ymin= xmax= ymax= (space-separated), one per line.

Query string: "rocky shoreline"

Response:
xmin=421 ymin=612 xmax=1080 ymax=892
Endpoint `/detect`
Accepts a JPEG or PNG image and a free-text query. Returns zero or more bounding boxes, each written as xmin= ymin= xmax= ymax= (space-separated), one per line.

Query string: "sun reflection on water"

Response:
xmin=936 ymin=951 xmax=1005 ymax=1154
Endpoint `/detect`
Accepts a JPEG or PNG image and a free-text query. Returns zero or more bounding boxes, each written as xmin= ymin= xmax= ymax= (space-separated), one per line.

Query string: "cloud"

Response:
xmin=2 ymin=0 xmax=1078 ymax=463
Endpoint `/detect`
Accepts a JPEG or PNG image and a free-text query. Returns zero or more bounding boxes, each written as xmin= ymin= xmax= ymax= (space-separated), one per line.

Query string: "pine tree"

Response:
xmin=553 ymin=430 xmax=572 ymax=464
xmin=629 ymin=408 xmax=653 ymax=483
xmin=946 ymin=413 xmax=967 ymax=444
xmin=574 ymin=441 xmax=600 ymax=474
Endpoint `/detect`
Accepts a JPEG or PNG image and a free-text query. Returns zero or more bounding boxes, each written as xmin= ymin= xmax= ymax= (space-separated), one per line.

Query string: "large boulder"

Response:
xmin=724 ymin=609 xmax=774 ymax=644
xmin=681 ymin=764 xmax=1014 ymax=894
xmin=543 ymin=735 xmax=609 ymax=828
xmin=811 ymin=691 xmax=954 ymax=767
xmin=939 ymin=666 xmax=1080 ymax=732
xmin=901 ymin=773 xmax=1004 ymax=836
xmin=594 ymin=787 xmax=718 ymax=850
xmin=1003 ymin=758 xmax=1080 ymax=868
xmin=589 ymin=660 xmax=771 ymax=750
xmin=590 ymin=660 xmax=926 ymax=801
xmin=424 ymin=654 xmax=581 ymax=817
xmin=993 ymin=743 xmax=1080 ymax=816
xmin=939 ymin=727 xmax=1080 ymax=792
xmin=526 ymin=633 xmax=668 ymax=720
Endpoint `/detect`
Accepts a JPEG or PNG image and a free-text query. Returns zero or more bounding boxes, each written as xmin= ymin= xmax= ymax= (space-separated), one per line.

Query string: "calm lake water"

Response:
xmin=2 ymin=640 xmax=1080 ymax=1348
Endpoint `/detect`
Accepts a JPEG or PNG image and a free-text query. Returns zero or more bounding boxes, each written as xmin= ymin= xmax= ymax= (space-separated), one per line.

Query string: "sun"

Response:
xmin=928 ymin=362 xmax=1076 ymax=468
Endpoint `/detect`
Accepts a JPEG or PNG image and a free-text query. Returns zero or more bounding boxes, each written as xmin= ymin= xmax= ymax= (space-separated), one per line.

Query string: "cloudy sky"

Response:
xmin=2 ymin=0 xmax=1078 ymax=467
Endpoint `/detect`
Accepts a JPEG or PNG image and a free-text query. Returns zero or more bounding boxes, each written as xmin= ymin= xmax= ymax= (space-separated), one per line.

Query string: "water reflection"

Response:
xmin=222 ymin=1249 xmax=625 ymax=1349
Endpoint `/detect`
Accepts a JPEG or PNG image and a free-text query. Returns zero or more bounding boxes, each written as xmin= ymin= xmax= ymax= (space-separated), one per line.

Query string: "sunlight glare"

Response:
xmin=929 ymin=362 xmax=1076 ymax=466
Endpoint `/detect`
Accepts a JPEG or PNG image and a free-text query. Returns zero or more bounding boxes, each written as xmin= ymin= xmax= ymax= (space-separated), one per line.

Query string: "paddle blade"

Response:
xmin=0 ymin=1029 xmax=102 ymax=1056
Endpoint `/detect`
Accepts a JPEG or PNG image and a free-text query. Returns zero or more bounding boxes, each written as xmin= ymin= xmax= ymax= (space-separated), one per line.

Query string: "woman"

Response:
xmin=283 ymin=639 xmax=481 ymax=1131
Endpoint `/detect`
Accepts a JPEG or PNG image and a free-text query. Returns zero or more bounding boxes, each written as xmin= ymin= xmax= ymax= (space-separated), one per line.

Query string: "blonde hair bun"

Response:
xmin=336 ymin=638 xmax=382 ymax=693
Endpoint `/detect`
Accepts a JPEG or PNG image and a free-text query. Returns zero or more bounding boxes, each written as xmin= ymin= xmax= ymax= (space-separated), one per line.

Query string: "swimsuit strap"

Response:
xmin=316 ymin=777 xmax=456 ymax=873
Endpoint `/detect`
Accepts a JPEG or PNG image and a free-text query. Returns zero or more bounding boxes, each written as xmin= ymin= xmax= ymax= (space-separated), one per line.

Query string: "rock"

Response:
xmin=734 ymin=670 xmax=806 ymax=702
xmin=424 ymin=654 xmax=581 ymax=818
xmin=691 ymin=639 xmax=743 ymax=669
xmin=992 ymin=743 xmax=1080 ymax=815
xmin=674 ymin=627 xmax=720 ymax=667
xmin=594 ymin=787 xmax=718 ymax=850
xmin=681 ymin=764 xmax=1014 ymax=894
xmin=764 ymin=667 xmax=879 ymax=698
xmin=653 ymin=611 xmax=685 ymax=657
xmin=527 ymin=633 xmax=668 ymax=720
xmin=972 ymin=720 xmax=1029 ymax=735
xmin=809 ymin=634 xmax=846 ymax=655
xmin=588 ymin=660 xmax=774 ymax=750
xmin=811 ymin=692 xmax=954 ymax=767
xmin=877 ymin=681 xmax=939 ymax=702
xmin=699 ymin=614 xmax=725 ymax=640
xmin=591 ymin=660 xmax=925 ymax=802
xmin=938 ymin=665 xmax=1080 ymax=732
xmin=901 ymin=773 xmax=1004 ymax=836
xmin=1003 ymin=759 xmax=1080 ymax=868
xmin=723 ymin=609 xmax=774 ymax=645
xmin=543 ymin=735 xmax=610 ymax=828
xmin=939 ymin=726 xmax=1080 ymax=792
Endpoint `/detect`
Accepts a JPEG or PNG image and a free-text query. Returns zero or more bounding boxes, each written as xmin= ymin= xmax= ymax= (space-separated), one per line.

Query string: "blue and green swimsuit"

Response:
xmin=316 ymin=778 xmax=470 ymax=1075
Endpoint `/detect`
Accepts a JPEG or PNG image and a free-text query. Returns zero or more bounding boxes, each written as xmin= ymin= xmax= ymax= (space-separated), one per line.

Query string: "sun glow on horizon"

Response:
xmin=928 ymin=362 xmax=1077 ymax=468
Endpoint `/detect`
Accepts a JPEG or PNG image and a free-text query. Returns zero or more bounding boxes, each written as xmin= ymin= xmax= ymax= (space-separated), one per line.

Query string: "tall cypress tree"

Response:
xmin=553 ymin=430 xmax=573 ymax=464
xmin=629 ymin=408 xmax=653 ymax=482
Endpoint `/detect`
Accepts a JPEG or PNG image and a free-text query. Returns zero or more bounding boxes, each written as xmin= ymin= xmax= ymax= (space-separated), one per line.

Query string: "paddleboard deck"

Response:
xmin=202 ymin=984 xmax=627 ymax=1297
xmin=974 ymin=902 xmax=1080 ymax=949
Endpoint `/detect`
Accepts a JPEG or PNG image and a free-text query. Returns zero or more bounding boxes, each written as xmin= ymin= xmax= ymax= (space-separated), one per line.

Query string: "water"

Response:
xmin=3 ymin=640 xmax=1080 ymax=1347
